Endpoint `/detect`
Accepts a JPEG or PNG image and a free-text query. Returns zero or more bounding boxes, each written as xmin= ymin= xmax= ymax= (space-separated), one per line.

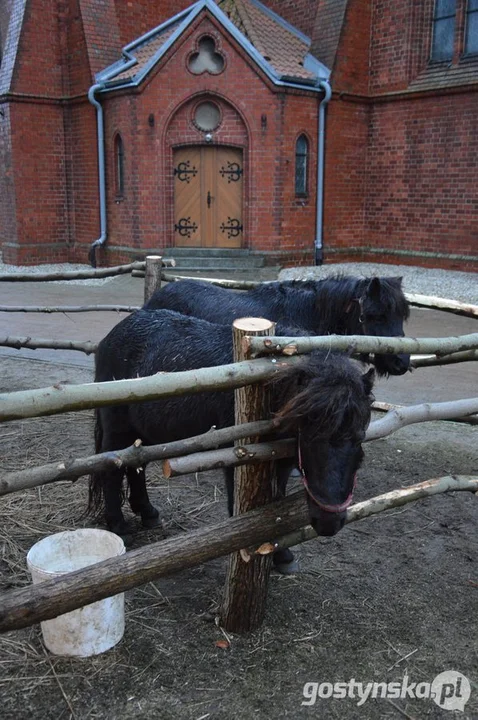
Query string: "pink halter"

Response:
xmin=297 ymin=438 xmax=357 ymax=514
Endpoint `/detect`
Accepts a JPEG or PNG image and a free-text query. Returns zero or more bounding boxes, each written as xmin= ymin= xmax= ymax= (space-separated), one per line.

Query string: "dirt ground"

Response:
xmin=0 ymin=275 xmax=477 ymax=719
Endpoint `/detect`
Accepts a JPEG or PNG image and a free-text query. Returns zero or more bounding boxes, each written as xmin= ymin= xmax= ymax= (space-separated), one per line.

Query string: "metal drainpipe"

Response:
xmin=87 ymin=83 xmax=107 ymax=267
xmin=315 ymin=79 xmax=332 ymax=266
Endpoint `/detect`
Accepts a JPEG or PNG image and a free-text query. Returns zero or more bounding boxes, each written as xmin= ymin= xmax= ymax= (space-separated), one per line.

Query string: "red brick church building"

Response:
xmin=1 ymin=0 xmax=477 ymax=270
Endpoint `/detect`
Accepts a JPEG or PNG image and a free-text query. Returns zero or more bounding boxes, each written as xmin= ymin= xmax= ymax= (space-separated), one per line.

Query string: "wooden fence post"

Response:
xmin=143 ymin=255 xmax=162 ymax=304
xmin=220 ymin=317 xmax=276 ymax=634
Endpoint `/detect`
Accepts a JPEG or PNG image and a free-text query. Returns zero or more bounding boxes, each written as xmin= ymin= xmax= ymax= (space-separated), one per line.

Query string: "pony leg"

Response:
xmin=273 ymin=459 xmax=299 ymax=574
xmin=126 ymin=466 xmax=160 ymax=529
xmin=92 ymin=414 xmax=137 ymax=541
xmin=224 ymin=467 xmax=234 ymax=516
xmin=99 ymin=466 xmax=130 ymax=538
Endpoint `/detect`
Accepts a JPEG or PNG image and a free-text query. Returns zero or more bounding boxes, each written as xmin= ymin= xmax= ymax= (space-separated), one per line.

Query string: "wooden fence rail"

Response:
xmin=0 ymin=262 xmax=145 ymax=282
xmin=0 ymin=357 xmax=298 ymax=422
xmin=0 ymin=419 xmax=277 ymax=496
xmin=1 ymin=397 xmax=476 ymax=496
xmin=137 ymin=272 xmax=478 ymax=318
xmin=0 ymin=475 xmax=476 ymax=634
xmin=0 ymin=336 xmax=98 ymax=354
xmin=1 ymin=335 xmax=478 ymax=422
xmin=0 ymin=305 xmax=140 ymax=313
xmin=248 ymin=332 xmax=478 ymax=357
xmin=0 ymin=258 xmax=176 ymax=283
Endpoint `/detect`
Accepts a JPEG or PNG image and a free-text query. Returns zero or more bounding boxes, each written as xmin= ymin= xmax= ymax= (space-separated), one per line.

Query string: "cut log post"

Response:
xmin=220 ymin=317 xmax=277 ymax=634
xmin=143 ymin=255 xmax=162 ymax=304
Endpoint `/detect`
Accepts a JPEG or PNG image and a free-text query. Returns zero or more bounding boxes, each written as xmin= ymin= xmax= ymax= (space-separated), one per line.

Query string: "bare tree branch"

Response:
xmin=372 ymin=400 xmax=478 ymax=425
xmin=366 ymin=397 xmax=478 ymax=440
xmin=126 ymin=273 xmax=478 ymax=319
xmin=163 ymin=440 xmax=294 ymax=478
xmin=0 ymin=475 xmax=476 ymax=633
xmin=0 ymin=305 xmax=139 ymax=313
xmin=411 ymin=349 xmax=478 ymax=367
xmin=0 ymin=336 xmax=98 ymax=354
xmin=4 ymin=395 xmax=475 ymax=495
xmin=160 ymin=272 xmax=263 ymax=290
xmin=405 ymin=293 xmax=478 ymax=319
xmin=0 ymin=357 xmax=298 ymax=422
xmin=249 ymin=332 xmax=478 ymax=357
xmin=0 ymin=262 xmax=145 ymax=282
xmin=270 ymin=475 xmax=478 ymax=553
xmin=0 ymin=419 xmax=276 ymax=496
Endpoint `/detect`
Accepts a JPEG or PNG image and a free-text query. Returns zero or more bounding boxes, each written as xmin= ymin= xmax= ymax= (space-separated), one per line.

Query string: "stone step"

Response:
xmin=163 ymin=255 xmax=266 ymax=270
xmin=162 ymin=248 xmax=256 ymax=258
xmin=167 ymin=261 xmax=264 ymax=271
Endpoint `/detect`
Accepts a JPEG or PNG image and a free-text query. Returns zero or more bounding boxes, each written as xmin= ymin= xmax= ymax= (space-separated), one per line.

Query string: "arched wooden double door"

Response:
xmin=173 ymin=146 xmax=243 ymax=248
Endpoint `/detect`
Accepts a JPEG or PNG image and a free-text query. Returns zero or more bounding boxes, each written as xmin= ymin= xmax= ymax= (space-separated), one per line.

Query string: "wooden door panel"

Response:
xmin=173 ymin=146 xmax=243 ymax=248
xmin=216 ymin=147 xmax=243 ymax=248
xmin=174 ymin=148 xmax=201 ymax=247
xmin=202 ymin=147 xmax=216 ymax=248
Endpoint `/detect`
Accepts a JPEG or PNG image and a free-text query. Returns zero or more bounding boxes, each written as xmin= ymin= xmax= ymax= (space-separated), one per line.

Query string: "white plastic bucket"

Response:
xmin=27 ymin=528 xmax=125 ymax=657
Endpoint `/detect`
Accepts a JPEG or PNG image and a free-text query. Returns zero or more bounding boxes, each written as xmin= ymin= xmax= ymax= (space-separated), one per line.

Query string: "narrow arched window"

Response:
xmin=295 ymin=134 xmax=308 ymax=196
xmin=114 ymin=134 xmax=125 ymax=197
xmin=431 ymin=0 xmax=456 ymax=61
xmin=465 ymin=0 xmax=478 ymax=54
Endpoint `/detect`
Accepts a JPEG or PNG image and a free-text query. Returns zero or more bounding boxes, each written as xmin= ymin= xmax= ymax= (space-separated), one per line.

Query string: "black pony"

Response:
xmin=145 ymin=276 xmax=410 ymax=376
xmin=90 ymin=309 xmax=374 ymax=571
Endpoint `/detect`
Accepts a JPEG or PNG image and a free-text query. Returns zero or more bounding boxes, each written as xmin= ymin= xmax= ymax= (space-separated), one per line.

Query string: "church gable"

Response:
xmin=96 ymin=0 xmax=328 ymax=91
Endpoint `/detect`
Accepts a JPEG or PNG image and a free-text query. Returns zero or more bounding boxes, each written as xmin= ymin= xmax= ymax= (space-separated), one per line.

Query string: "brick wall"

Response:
xmin=2 ymin=0 xmax=477 ymax=271
xmin=6 ymin=101 xmax=69 ymax=264
xmin=322 ymin=97 xmax=369 ymax=255
xmin=114 ymin=0 xmax=188 ymax=45
xmin=331 ymin=0 xmax=371 ymax=96
xmin=0 ymin=105 xmax=18 ymax=260
xmin=363 ymin=93 xmax=478 ymax=270
xmin=262 ymin=0 xmax=318 ymax=40
xmin=10 ymin=0 xmax=63 ymax=96
xmin=84 ymin=14 xmax=320 ymax=266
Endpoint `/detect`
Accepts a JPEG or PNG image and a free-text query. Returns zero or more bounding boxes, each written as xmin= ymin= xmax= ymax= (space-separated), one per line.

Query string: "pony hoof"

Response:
xmin=142 ymin=511 xmax=160 ymax=529
xmin=108 ymin=521 xmax=134 ymax=546
xmin=274 ymin=558 xmax=300 ymax=575
xmin=120 ymin=532 xmax=134 ymax=548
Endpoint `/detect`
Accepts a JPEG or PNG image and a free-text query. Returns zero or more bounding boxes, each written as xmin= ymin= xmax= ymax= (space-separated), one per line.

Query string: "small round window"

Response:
xmin=194 ymin=102 xmax=221 ymax=132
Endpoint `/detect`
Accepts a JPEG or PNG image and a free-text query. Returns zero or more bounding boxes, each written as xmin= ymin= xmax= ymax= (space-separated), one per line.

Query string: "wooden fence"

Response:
xmin=0 ymin=328 xmax=476 ymax=633
xmin=0 ymin=259 xmax=477 ymax=635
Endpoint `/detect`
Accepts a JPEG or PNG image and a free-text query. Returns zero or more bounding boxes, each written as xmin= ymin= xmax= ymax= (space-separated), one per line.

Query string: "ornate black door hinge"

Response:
xmin=174 ymin=217 xmax=198 ymax=238
xmin=174 ymin=160 xmax=198 ymax=183
xmin=219 ymin=161 xmax=243 ymax=183
xmin=220 ymin=217 xmax=243 ymax=238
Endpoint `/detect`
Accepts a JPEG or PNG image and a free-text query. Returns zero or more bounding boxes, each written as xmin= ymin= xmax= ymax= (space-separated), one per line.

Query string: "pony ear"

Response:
xmin=385 ymin=276 xmax=403 ymax=288
xmin=367 ymin=277 xmax=382 ymax=299
xmin=362 ymin=368 xmax=375 ymax=396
